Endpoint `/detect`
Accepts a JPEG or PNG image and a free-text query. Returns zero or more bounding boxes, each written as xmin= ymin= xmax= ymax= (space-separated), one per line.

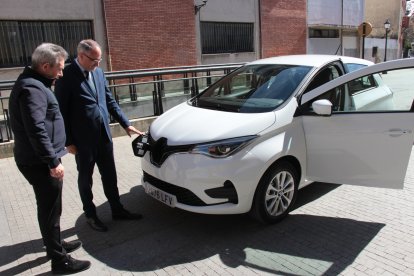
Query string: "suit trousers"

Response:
xmin=75 ymin=135 xmax=123 ymax=218
xmin=17 ymin=164 xmax=66 ymax=261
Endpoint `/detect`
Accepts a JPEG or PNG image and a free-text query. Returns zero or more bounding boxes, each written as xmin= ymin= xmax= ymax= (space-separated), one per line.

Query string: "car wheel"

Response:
xmin=252 ymin=161 xmax=298 ymax=224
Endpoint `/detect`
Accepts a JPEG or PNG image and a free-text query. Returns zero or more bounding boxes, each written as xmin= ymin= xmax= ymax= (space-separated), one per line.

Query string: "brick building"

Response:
xmin=0 ymin=0 xmax=307 ymax=79
xmin=103 ymin=0 xmax=307 ymax=70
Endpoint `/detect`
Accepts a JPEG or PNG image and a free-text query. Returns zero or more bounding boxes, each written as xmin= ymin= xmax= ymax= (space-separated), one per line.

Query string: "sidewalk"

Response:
xmin=1 ymin=135 xmax=414 ymax=275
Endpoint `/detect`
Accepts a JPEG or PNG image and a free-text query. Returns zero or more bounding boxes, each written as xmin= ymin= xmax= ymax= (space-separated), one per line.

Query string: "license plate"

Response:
xmin=144 ymin=183 xmax=177 ymax=207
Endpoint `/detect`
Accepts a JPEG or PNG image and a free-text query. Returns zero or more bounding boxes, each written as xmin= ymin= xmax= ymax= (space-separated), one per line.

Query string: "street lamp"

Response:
xmin=384 ymin=19 xmax=391 ymax=61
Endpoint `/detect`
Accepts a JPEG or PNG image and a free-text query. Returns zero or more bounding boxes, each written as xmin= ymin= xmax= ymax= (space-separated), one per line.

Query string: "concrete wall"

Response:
xmin=343 ymin=35 xmax=359 ymax=57
xmin=365 ymin=0 xmax=401 ymax=38
xmin=308 ymin=0 xmax=364 ymax=27
xmin=0 ymin=0 xmax=108 ymax=80
xmin=307 ymin=0 xmax=364 ymax=57
xmin=364 ymin=38 xmax=399 ymax=62
xmin=197 ymin=0 xmax=260 ymax=64
xmin=308 ymin=38 xmax=342 ymax=55
xmin=308 ymin=34 xmax=359 ymax=58
xmin=0 ymin=116 xmax=157 ymax=159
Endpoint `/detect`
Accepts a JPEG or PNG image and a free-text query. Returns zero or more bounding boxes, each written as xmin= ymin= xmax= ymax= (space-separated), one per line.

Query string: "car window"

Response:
xmin=348 ymin=75 xmax=378 ymax=96
xmin=304 ymin=65 xmax=342 ymax=93
xmin=344 ymin=63 xmax=368 ymax=72
xmin=308 ymin=68 xmax=414 ymax=113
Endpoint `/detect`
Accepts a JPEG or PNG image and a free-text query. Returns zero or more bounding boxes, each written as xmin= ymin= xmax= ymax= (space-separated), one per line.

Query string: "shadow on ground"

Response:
xmin=68 ymin=182 xmax=383 ymax=275
xmin=0 ymin=227 xmax=78 ymax=276
xmin=0 ymin=181 xmax=376 ymax=275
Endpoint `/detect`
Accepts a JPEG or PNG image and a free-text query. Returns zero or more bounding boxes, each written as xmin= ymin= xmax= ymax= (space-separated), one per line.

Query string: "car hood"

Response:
xmin=150 ymin=102 xmax=276 ymax=145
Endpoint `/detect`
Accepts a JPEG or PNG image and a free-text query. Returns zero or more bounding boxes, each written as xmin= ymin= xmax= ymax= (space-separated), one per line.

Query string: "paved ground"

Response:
xmin=0 ymin=135 xmax=414 ymax=276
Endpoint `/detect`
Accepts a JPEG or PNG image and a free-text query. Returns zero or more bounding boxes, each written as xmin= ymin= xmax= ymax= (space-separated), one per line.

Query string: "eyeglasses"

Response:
xmin=83 ymin=53 xmax=102 ymax=63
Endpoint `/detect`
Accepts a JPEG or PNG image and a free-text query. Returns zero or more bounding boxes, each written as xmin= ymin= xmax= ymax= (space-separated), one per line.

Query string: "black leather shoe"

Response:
xmin=86 ymin=216 xmax=108 ymax=232
xmin=52 ymin=255 xmax=91 ymax=274
xmin=62 ymin=240 xmax=82 ymax=253
xmin=46 ymin=240 xmax=83 ymax=259
xmin=112 ymin=209 xmax=143 ymax=220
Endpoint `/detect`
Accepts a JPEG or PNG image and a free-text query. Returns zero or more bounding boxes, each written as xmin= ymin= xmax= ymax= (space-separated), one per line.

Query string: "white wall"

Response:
xmin=1 ymin=0 xmax=99 ymax=20
xmin=308 ymin=0 xmax=364 ymax=26
xmin=343 ymin=36 xmax=359 ymax=57
xmin=195 ymin=0 xmax=260 ymax=64
xmin=308 ymin=38 xmax=341 ymax=55
xmin=364 ymin=38 xmax=399 ymax=62
xmin=198 ymin=0 xmax=256 ymax=22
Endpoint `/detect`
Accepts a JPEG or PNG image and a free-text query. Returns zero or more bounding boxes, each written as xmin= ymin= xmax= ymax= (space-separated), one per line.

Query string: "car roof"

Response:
xmin=248 ymin=54 xmax=374 ymax=68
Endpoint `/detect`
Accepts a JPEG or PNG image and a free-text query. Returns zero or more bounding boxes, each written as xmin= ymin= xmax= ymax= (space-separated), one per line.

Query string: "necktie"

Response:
xmin=84 ymin=71 xmax=96 ymax=93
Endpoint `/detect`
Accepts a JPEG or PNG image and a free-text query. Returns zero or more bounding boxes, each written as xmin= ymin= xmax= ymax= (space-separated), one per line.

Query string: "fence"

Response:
xmin=0 ymin=62 xmax=243 ymax=143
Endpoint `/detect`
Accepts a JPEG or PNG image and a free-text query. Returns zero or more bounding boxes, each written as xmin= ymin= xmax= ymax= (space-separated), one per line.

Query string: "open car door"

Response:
xmin=300 ymin=58 xmax=414 ymax=189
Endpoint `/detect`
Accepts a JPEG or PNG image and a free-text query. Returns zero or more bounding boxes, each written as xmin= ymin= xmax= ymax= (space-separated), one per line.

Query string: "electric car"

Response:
xmin=133 ymin=55 xmax=414 ymax=223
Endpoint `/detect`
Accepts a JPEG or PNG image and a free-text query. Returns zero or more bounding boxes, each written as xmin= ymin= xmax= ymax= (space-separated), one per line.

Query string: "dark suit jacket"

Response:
xmin=55 ymin=62 xmax=130 ymax=149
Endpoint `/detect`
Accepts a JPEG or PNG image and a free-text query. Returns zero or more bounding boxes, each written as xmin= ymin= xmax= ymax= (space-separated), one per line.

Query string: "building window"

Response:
xmin=309 ymin=28 xmax=339 ymax=38
xmin=201 ymin=22 xmax=254 ymax=54
xmin=0 ymin=20 xmax=93 ymax=68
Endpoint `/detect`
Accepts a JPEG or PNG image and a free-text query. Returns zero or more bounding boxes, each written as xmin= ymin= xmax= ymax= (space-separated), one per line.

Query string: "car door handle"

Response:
xmin=386 ymin=129 xmax=412 ymax=137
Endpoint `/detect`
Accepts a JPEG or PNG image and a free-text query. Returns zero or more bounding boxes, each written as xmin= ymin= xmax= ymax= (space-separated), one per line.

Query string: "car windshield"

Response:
xmin=190 ymin=64 xmax=312 ymax=113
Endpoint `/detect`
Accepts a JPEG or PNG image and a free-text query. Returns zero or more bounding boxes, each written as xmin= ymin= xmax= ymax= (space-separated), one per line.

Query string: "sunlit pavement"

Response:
xmin=0 ymin=135 xmax=414 ymax=275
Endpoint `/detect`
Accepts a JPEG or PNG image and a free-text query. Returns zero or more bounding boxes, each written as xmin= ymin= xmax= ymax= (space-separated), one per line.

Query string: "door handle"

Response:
xmin=386 ymin=129 xmax=412 ymax=137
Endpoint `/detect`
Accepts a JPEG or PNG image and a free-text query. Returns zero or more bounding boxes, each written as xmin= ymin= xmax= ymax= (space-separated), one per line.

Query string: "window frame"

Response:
xmin=200 ymin=21 xmax=254 ymax=55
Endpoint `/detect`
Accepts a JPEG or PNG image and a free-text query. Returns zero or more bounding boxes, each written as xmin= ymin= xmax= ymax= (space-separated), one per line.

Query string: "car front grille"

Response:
xmin=143 ymin=171 xmax=207 ymax=206
xmin=148 ymin=133 xmax=194 ymax=167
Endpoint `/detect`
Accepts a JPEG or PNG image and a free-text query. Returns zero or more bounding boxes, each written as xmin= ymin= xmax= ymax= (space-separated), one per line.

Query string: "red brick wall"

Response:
xmin=103 ymin=0 xmax=197 ymax=71
xmin=260 ymin=0 xmax=307 ymax=58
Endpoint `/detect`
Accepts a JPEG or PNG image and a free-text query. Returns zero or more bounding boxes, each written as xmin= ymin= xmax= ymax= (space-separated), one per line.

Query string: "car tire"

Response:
xmin=251 ymin=161 xmax=299 ymax=224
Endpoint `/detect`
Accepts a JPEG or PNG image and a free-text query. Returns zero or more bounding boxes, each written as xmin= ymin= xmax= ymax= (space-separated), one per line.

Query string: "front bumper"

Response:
xmin=141 ymin=150 xmax=265 ymax=214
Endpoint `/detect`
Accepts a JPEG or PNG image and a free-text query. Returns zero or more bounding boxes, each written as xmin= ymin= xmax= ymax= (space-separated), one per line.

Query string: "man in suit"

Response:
xmin=9 ymin=43 xmax=91 ymax=274
xmin=55 ymin=39 xmax=144 ymax=232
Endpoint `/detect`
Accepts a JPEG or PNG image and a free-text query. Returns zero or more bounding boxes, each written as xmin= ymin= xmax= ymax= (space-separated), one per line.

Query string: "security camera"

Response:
xmin=195 ymin=0 xmax=208 ymax=14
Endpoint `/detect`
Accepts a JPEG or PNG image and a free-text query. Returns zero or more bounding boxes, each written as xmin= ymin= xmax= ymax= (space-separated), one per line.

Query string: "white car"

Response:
xmin=133 ymin=55 xmax=414 ymax=223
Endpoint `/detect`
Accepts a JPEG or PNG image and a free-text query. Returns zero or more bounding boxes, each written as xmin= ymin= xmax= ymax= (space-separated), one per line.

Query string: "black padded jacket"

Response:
xmin=9 ymin=66 xmax=67 ymax=168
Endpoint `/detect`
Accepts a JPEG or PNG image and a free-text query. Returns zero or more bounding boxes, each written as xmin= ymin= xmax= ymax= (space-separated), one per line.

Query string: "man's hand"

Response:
xmin=50 ymin=163 xmax=64 ymax=180
xmin=125 ymin=125 xmax=144 ymax=137
xmin=66 ymin=144 xmax=77 ymax=155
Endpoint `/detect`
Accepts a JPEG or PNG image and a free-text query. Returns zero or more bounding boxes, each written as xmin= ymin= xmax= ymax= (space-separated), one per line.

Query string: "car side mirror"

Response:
xmin=312 ymin=99 xmax=332 ymax=116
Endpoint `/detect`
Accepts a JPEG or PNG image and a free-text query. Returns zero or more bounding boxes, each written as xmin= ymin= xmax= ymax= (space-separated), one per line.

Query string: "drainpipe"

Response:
xmin=258 ymin=0 xmax=262 ymax=58
xmin=341 ymin=0 xmax=344 ymax=55
xmin=101 ymin=0 xmax=113 ymax=71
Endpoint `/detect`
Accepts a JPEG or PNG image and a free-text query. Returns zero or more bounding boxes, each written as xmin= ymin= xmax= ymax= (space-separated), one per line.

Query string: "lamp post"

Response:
xmin=384 ymin=19 xmax=391 ymax=61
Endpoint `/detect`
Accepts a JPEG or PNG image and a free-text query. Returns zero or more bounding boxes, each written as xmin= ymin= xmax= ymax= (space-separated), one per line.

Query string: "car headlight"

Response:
xmin=190 ymin=135 xmax=257 ymax=158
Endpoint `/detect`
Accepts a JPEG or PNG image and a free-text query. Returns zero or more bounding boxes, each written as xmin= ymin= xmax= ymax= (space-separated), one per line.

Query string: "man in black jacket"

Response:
xmin=9 ymin=43 xmax=91 ymax=274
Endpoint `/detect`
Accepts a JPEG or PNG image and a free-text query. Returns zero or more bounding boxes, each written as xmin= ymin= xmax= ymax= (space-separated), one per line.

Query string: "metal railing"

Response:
xmin=0 ymin=62 xmax=244 ymax=143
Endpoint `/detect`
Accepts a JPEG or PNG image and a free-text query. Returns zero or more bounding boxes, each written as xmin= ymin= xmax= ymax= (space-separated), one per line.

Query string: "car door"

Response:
xmin=299 ymin=58 xmax=414 ymax=189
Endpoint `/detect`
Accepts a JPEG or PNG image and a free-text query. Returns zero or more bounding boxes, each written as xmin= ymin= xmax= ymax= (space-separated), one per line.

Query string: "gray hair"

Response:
xmin=77 ymin=39 xmax=101 ymax=54
xmin=31 ymin=43 xmax=68 ymax=70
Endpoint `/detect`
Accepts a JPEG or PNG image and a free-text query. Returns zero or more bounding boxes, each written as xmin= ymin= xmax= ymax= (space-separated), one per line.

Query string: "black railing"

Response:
xmin=0 ymin=62 xmax=244 ymax=143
